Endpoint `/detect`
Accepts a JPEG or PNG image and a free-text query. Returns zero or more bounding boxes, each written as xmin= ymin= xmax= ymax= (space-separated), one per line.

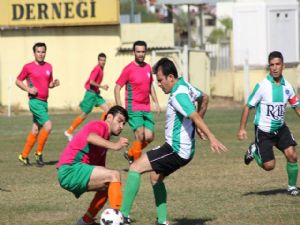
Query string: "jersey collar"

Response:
xmin=267 ymin=74 xmax=285 ymax=85
xmin=171 ymin=77 xmax=184 ymax=94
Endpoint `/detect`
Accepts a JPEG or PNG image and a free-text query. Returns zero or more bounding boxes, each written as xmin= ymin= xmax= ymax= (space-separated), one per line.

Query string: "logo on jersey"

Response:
xmin=46 ymin=70 xmax=51 ymax=76
xmin=285 ymin=90 xmax=290 ymax=95
xmin=266 ymin=104 xmax=285 ymax=120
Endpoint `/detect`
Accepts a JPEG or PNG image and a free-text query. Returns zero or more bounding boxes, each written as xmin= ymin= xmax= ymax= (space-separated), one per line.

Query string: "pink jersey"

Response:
xmin=116 ymin=61 xmax=153 ymax=112
xmin=56 ymin=120 xmax=110 ymax=168
xmin=17 ymin=61 xmax=53 ymax=101
xmin=84 ymin=64 xmax=104 ymax=93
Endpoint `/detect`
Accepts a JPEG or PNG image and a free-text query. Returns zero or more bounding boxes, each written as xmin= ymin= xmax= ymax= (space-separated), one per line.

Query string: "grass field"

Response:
xmin=0 ymin=107 xmax=300 ymax=225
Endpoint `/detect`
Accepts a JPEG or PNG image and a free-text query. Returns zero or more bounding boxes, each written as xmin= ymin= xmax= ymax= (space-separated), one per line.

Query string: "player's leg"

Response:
xmin=96 ymin=95 xmax=109 ymax=121
xmin=150 ymin=172 xmax=168 ymax=225
xmin=143 ymin=111 xmax=155 ymax=149
xmin=277 ymin=125 xmax=298 ymax=195
xmin=125 ymin=111 xmax=145 ymax=163
xmin=35 ymin=120 xmax=52 ymax=166
xmin=18 ymin=122 xmax=39 ymax=165
xmin=121 ymin=153 xmax=153 ymax=220
xmin=65 ymin=91 xmax=94 ymax=140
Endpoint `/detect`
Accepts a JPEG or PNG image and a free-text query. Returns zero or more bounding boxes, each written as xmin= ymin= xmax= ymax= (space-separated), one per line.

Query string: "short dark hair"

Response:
xmin=152 ymin=57 xmax=178 ymax=78
xmin=33 ymin=42 xmax=47 ymax=53
xmin=98 ymin=53 xmax=106 ymax=60
xmin=268 ymin=51 xmax=284 ymax=64
xmin=133 ymin=40 xmax=147 ymax=51
xmin=106 ymin=105 xmax=128 ymax=122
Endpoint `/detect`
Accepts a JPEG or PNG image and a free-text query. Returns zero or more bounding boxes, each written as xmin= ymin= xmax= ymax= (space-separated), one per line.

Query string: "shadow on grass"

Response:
xmin=173 ymin=217 xmax=214 ymax=225
xmin=243 ymin=188 xmax=287 ymax=196
xmin=122 ymin=168 xmax=129 ymax=172
xmin=44 ymin=160 xmax=58 ymax=165
xmin=0 ymin=187 xmax=11 ymax=192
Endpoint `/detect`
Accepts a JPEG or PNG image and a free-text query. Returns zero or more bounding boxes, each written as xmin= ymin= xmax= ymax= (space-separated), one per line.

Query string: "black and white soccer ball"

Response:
xmin=100 ymin=208 xmax=124 ymax=225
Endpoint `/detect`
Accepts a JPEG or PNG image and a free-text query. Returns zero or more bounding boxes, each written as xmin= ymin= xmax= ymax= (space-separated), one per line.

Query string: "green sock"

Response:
xmin=120 ymin=171 xmax=141 ymax=217
xmin=286 ymin=162 xmax=298 ymax=186
xmin=153 ymin=182 xmax=167 ymax=224
xmin=253 ymin=150 xmax=263 ymax=167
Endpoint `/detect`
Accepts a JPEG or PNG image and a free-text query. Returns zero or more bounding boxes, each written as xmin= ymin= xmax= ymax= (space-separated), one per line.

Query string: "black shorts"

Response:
xmin=147 ymin=143 xmax=191 ymax=176
xmin=254 ymin=124 xmax=297 ymax=163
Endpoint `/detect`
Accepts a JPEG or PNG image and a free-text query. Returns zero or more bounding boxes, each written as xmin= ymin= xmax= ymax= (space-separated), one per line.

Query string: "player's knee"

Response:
xmin=109 ymin=170 xmax=121 ymax=182
xmin=43 ymin=121 xmax=52 ymax=131
xmin=262 ymin=164 xmax=275 ymax=171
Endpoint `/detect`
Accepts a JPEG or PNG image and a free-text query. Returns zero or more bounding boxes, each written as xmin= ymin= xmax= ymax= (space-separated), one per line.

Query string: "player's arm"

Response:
xmin=150 ymin=85 xmax=161 ymax=114
xmin=89 ymin=80 xmax=109 ymax=91
xmin=87 ymin=133 xmax=128 ymax=151
xmin=196 ymin=93 xmax=209 ymax=118
xmin=294 ymin=106 xmax=300 ymax=117
xmin=114 ymin=84 xmax=122 ymax=106
xmin=15 ymin=78 xmax=37 ymax=95
xmin=49 ymin=79 xmax=60 ymax=88
xmin=237 ymin=105 xmax=251 ymax=140
xmin=190 ymin=112 xmax=227 ymax=153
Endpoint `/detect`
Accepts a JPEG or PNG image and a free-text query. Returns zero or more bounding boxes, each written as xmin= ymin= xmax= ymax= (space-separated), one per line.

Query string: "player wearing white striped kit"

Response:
xmin=238 ymin=51 xmax=300 ymax=196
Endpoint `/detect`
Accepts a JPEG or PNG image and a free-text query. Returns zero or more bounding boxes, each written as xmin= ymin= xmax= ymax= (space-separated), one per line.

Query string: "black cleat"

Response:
xmin=35 ymin=153 xmax=45 ymax=167
xmin=123 ymin=216 xmax=132 ymax=225
xmin=244 ymin=143 xmax=255 ymax=165
xmin=123 ymin=151 xmax=134 ymax=164
xmin=287 ymin=187 xmax=300 ymax=196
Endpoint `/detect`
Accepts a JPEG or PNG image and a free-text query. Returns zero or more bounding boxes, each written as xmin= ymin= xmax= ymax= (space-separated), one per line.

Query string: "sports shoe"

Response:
xmin=287 ymin=187 xmax=300 ymax=196
xmin=156 ymin=218 xmax=170 ymax=225
xmin=64 ymin=130 xmax=73 ymax=142
xmin=35 ymin=153 xmax=45 ymax=167
xmin=76 ymin=217 xmax=99 ymax=225
xmin=244 ymin=143 xmax=255 ymax=165
xmin=18 ymin=154 xmax=31 ymax=166
xmin=123 ymin=151 xmax=134 ymax=164
xmin=123 ymin=216 xmax=131 ymax=225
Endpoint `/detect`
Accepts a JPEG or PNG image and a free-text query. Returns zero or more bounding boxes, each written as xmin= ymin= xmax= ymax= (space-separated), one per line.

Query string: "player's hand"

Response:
xmin=114 ymin=137 xmax=129 ymax=150
xmin=102 ymin=84 xmax=109 ymax=91
xmin=196 ymin=128 xmax=207 ymax=140
xmin=53 ymin=79 xmax=60 ymax=87
xmin=209 ymin=136 xmax=227 ymax=153
xmin=237 ymin=129 xmax=247 ymax=140
xmin=155 ymin=103 xmax=161 ymax=115
xmin=28 ymin=87 xmax=38 ymax=95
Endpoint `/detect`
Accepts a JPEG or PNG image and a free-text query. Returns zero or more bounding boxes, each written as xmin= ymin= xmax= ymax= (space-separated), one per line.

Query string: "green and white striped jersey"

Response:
xmin=165 ymin=77 xmax=203 ymax=160
xmin=247 ymin=74 xmax=300 ymax=133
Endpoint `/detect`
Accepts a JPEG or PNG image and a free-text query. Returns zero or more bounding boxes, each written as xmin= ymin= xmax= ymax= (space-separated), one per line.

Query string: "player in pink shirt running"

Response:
xmin=64 ymin=53 xmax=110 ymax=141
xmin=16 ymin=42 xmax=60 ymax=167
xmin=114 ymin=40 xmax=161 ymax=164
xmin=57 ymin=105 xmax=129 ymax=225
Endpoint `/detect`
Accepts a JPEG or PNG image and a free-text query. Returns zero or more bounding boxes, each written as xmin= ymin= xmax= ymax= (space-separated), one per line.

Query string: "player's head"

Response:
xmin=133 ymin=40 xmax=147 ymax=65
xmin=33 ymin=42 xmax=47 ymax=64
xmin=98 ymin=53 xmax=106 ymax=68
xmin=153 ymin=58 xmax=178 ymax=94
xmin=105 ymin=105 xmax=128 ymax=136
xmin=268 ymin=51 xmax=284 ymax=79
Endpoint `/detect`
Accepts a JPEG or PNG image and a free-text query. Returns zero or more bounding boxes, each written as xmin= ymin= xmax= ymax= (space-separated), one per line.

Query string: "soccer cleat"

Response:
xmin=64 ymin=130 xmax=73 ymax=142
xmin=287 ymin=187 xmax=300 ymax=196
xmin=123 ymin=216 xmax=132 ymax=225
xmin=18 ymin=154 xmax=31 ymax=166
xmin=123 ymin=151 xmax=134 ymax=164
xmin=76 ymin=217 xmax=99 ymax=225
xmin=156 ymin=218 xmax=170 ymax=225
xmin=35 ymin=153 xmax=45 ymax=167
xmin=244 ymin=143 xmax=255 ymax=165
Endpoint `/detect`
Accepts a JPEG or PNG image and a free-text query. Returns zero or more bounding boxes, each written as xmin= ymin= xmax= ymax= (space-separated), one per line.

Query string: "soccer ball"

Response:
xmin=100 ymin=208 xmax=124 ymax=225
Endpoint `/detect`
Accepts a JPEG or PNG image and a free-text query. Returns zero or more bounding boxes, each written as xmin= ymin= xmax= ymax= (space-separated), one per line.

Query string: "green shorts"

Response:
xmin=79 ymin=90 xmax=106 ymax=114
xmin=29 ymin=98 xmax=49 ymax=126
xmin=57 ymin=162 xmax=94 ymax=198
xmin=128 ymin=111 xmax=155 ymax=131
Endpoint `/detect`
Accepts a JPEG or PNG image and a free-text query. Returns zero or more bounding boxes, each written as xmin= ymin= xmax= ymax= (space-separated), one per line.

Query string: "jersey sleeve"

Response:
xmin=49 ymin=65 xmax=53 ymax=84
xmin=171 ymin=93 xmax=196 ymax=117
xmin=17 ymin=65 xmax=28 ymax=81
xmin=89 ymin=66 xmax=100 ymax=82
xmin=247 ymin=83 xmax=261 ymax=108
xmin=190 ymin=85 xmax=203 ymax=102
xmin=116 ymin=67 xmax=129 ymax=87
xmin=288 ymin=87 xmax=300 ymax=108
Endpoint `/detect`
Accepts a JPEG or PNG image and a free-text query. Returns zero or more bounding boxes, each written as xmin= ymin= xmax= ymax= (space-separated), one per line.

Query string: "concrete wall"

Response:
xmin=211 ymin=66 xmax=300 ymax=102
